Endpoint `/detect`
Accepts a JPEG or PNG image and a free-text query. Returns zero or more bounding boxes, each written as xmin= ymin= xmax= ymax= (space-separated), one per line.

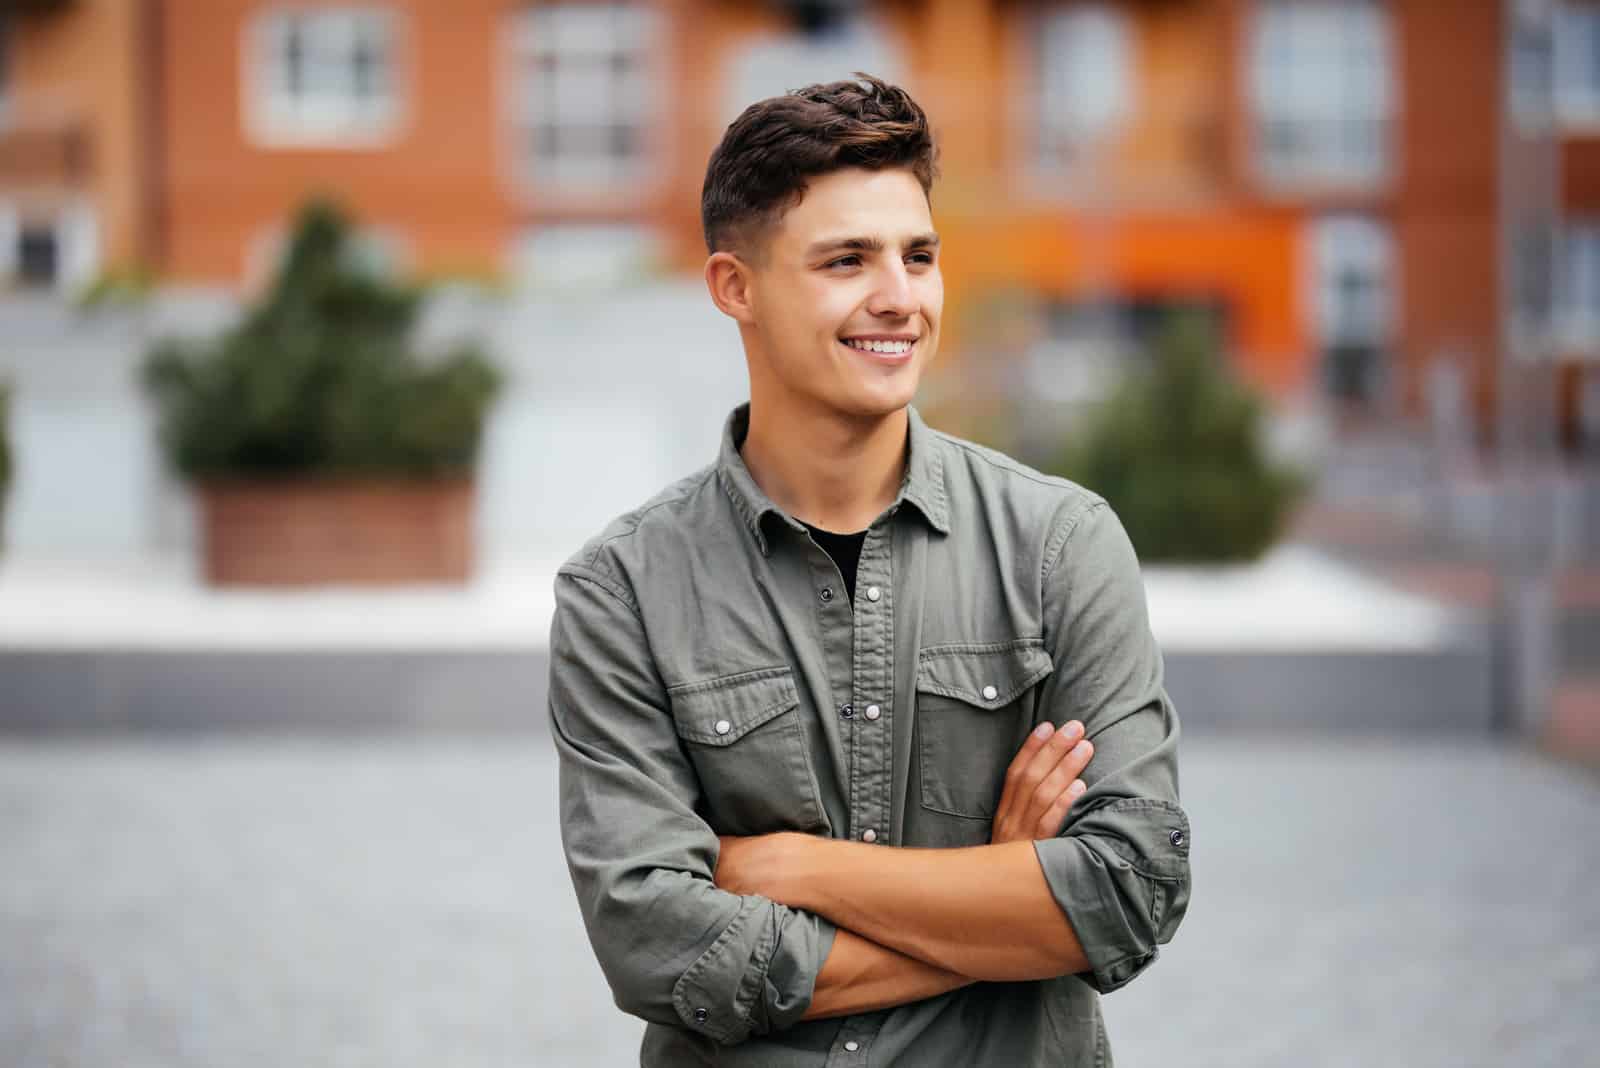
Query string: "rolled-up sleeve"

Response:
xmin=548 ymin=563 xmax=837 ymax=1045
xmin=1030 ymin=498 xmax=1192 ymax=995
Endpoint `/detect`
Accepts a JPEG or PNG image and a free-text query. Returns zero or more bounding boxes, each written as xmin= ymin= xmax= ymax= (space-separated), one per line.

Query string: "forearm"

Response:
xmin=801 ymin=927 xmax=973 ymax=1020
xmin=784 ymin=837 xmax=1089 ymax=982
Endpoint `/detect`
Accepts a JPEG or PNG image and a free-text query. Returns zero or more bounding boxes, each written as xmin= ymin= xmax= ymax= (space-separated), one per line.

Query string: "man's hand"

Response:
xmin=990 ymin=720 xmax=1092 ymax=845
xmin=715 ymin=830 xmax=803 ymax=898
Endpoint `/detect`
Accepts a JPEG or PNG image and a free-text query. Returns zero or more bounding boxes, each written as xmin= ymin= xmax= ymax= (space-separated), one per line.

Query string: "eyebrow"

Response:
xmin=805 ymin=232 xmax=941 ymax=258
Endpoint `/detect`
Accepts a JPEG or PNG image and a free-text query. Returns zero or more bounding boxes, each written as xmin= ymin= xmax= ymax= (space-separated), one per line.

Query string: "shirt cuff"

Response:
xmin=1033 ymin=797 xmax=1192 ymax=995
xmin=671 ymin=896 xmax=838 ymax=1044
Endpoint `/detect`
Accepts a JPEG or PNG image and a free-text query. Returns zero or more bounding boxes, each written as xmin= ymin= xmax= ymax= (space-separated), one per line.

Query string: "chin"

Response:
xmin=839 ymin=379 xmax=920 ymax=419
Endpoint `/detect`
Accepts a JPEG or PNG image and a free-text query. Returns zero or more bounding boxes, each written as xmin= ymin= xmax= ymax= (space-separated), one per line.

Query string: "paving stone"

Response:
xmin=0 ymin=734 xmax=1594 ymax=1067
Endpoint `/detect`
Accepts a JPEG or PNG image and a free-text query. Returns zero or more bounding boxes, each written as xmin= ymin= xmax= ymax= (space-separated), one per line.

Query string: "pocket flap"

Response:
xmin=669 ymin=667 xmax=800 ymax=746
xmin=916 ymin=638 xmax=1054 ymax=708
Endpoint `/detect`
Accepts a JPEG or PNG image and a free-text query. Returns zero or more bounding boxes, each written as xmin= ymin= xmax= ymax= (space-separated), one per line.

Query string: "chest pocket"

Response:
xmin=669 ymin=666 xmax=828 ymax=837
xmin=916 ymin=638 xmax=1055 ymax=821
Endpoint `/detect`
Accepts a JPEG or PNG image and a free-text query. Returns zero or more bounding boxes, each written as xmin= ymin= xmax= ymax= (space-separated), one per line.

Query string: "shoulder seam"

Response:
xmin=936 ymin=432 xmax=1087 ymax=493
xmin=1041 ymin=497 xmax=1108 ymax=584
xmin=558 ymin=564 xmax=643 ymax=618
xmin=576 ymin=467 xmax=717 ymax=569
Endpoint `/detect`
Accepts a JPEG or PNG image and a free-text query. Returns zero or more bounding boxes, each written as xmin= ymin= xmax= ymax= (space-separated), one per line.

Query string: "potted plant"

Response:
xmin=141 ymin=199 xmax=504 ymax=586
xmin=1042 ymin=311 xmax=1308 ymax=563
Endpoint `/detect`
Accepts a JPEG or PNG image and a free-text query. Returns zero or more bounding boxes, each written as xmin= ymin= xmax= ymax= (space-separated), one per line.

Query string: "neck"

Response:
xmin=740 ymin=395 xmax=909 ymax=535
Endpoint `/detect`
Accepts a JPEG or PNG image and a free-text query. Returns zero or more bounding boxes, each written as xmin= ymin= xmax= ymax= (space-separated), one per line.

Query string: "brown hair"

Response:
xmin=701 ymin=73 xmax=940 ymax=258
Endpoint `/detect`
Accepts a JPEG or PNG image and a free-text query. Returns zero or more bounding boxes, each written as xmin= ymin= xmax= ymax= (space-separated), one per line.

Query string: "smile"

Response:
xmin=840 ymin=337 xmax=916 ymax=362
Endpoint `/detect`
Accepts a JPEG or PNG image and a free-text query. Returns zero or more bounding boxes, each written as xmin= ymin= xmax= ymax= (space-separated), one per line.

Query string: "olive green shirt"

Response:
xmin=548 ymin=401 xmax=1191 ymax=1067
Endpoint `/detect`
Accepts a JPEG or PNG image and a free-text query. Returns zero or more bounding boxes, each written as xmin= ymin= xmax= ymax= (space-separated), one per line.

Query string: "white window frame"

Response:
xmin=1511 ymin=0 xmax=1558 ymax=135
xmin=505 ymin=2 xmax=663 ymax=197
xmin=1029 ymin=5 xmax=1134 ymax=181
xmin=1307 ymin=215 xmax=1395 ymax=347
xmin=1304 ymin=215 xmax=1396 ymax=402
xmin=509 ymin=223 xmax=663 ymax=291
xmin=1249 ymin=0 xmax=1395 ymax=191
xmin=1556 ymin=2 xmax=1600 ymax=129
xmin=243 ymin=6 xmax=405 ymax=149
xmin=720 ymin=14 xmax=903 ymax=127
xmin=0 ymin=198 xmax=100 ymax=293
xmin=1559 ymin=221 xmax=1600 ymax=350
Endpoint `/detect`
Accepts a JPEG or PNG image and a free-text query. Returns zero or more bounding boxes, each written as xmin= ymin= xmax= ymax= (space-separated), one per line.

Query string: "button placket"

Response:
xmin=847 ymin=524 xmax=894 ymax=850
xmin=829 ymin=1026 xmax=875 ymax=1062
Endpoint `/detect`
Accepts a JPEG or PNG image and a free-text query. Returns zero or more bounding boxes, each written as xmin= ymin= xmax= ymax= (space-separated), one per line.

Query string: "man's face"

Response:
xmin=743 ymin=166 xmax=942 ymax=420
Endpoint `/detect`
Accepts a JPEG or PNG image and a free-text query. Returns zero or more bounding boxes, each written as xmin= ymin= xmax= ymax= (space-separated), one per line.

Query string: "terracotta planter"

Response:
xmin=197 ymin=476 xmax=476 ymax=587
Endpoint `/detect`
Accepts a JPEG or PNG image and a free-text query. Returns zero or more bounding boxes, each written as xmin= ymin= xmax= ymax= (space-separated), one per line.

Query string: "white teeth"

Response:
xmin=844 ymin=338 xmax=913 ymax=355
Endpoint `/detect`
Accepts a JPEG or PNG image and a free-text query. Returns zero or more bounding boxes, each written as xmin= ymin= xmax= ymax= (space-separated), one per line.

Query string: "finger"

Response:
xmin=996 ymin=721 xmax=1055 ymax=827
xmin=1035 ymin=779 xmax=1087 ymax=839
xmin=1063 ymin=737 xmax=1093 ymax=779
xmin=1019 ymin=763 xmax=1075 ymax=830
xmin=1015 ymin=720 xmax=1085 ymax=802
xmin=1019 ymin=738 xmax=1092 ymax=830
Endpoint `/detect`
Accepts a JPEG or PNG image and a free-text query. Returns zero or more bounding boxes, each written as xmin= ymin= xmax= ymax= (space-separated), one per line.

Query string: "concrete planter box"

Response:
xmin=197 ymin=477 xmax=475 ymax=587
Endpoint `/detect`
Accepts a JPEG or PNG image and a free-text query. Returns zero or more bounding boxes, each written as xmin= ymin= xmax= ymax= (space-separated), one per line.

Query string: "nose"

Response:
xmin=866 ymin=260 xmax=915 ymax=319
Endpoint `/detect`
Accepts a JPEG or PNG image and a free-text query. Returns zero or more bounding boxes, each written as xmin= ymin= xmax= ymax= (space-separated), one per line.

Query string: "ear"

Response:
xmin=704 ymin=250 xmax=757 ymax=325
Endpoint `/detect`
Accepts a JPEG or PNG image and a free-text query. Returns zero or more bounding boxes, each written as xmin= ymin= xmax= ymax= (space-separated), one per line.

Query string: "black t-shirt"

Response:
xmin=801 ymin=521 xmax=868 ymax=605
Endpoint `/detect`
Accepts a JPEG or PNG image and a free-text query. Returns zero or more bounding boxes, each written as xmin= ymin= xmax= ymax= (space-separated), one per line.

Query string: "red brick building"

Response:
xmin=0 ymin=0 xmax=1594 ymax=443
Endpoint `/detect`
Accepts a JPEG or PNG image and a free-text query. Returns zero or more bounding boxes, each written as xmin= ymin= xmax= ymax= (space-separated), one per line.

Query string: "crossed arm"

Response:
xmin=715 ymin=718 xmax=1098 ymax=1020
xmin=551 ymin=502 xmax=1191 ymax=1045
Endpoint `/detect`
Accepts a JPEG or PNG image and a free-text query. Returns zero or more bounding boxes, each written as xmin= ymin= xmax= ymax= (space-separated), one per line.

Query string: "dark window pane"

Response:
xmin=352 ymin=35 xmax=377 ymax=99
xmin=18 ymin=225 xmax=58 ymax=286
xmin=611 ymin=123 xmax=638 ymax=158
xmin=284 ymin=21 xmax=306 ymax=97
xmin=536 ymin=123 xmax=560 ymax=160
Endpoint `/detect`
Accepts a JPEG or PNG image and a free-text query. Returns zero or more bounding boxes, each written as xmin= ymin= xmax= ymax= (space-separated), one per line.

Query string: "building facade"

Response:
xmin=0 ymin=0 xmax=1594 ymax=443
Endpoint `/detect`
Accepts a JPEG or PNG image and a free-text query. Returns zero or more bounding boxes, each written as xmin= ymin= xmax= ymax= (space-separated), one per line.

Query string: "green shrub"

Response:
xmin=76 ymin=264 xmax=157 ymax=311
xmin=141 ymin=199 xmax=504 ymax=480
xmin=1042 ymin=312 xmax=1307 ymax=563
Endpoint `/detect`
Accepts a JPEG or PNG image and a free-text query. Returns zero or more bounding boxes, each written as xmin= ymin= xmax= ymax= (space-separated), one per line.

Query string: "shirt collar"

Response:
xmin=715 ymin=400 xmax=951 ymax=556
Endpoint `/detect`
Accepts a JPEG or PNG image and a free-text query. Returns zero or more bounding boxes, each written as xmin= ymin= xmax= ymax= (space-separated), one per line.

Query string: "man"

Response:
xmin=548 ymin=74 xmax=1190 ymax=1066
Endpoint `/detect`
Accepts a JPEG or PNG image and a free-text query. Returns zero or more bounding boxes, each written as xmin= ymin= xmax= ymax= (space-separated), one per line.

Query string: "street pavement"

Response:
xmin=1 ymin=733 xmax=1595 ymax=1067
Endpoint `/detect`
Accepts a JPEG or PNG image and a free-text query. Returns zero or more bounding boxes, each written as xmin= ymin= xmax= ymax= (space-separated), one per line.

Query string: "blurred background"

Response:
xmin=0 ymin=0 xmax=1596 ymax=1065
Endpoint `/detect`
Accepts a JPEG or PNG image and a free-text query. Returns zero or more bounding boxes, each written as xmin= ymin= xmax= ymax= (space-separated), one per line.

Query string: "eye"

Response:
xmin=824 ymin=255 xmax=862 ymax=270
xmin=906 ymin=251 xmax=935 ymax=266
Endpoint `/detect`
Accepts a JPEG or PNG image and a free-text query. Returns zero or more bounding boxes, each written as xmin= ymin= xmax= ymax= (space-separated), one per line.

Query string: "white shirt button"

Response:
xmin=844 ymin=1040 xmax=860 ymax=1052
xmin=861 ymin=828 xmax=878 ymax=843
xmin=714 ymin=719 xmax=731 ymax=735
xmin=864 ymin=704 xmax=881 ymax=721
xmin=866 ymin=586 xmax=881 ymax=602
xmin=982 ymin=684 xmax=999 ymax=701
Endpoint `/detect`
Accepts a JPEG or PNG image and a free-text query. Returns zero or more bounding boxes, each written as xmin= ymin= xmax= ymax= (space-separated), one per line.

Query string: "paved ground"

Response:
xmin=1 ymin=734 xmax=1595 ymax=1068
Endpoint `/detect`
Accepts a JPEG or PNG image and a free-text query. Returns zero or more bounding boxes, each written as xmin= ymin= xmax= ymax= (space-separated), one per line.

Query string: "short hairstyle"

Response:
xmin=701 ymin=72 xmax=940 ymax=259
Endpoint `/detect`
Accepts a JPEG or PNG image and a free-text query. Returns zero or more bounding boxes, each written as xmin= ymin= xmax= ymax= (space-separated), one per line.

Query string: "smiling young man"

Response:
xmin=548 ymin=75 xmax=1190 ymax=1066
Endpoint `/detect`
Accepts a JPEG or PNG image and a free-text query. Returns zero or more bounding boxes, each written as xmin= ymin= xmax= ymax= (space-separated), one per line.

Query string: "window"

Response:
xmin=1510 ymin=222 xmax=1558 ymax=357
xmin=511 ymin=223 xmax=661 ymax=290
xmin=509 ymin=3 xmax=660 ymax=192
xmin=1023 ymin=296 xmax=1228 ymax=406
xmin=17 ymin=224 xmax=57 ymax=286
xmin=723 ymin=16 xmax=900 ymax=126
xmin=1250 ymin=0 xmax=1394 ymax=189
xmin=1559 ymin=222 xmax=1600 ymax=348
xmin=1510 ymin=0 xmax=1557 ymax=133
xmin=247 ymin=8 xmax=401 ymax=147
xmin=0 ymin=200 xmax=99 ymax=292
xmin=1033 ymin=6 xmax=1133 ymax=175
xmin=1307 ymin=216 xmax=1395 ymax=403
xmin=1557 ymin=2 xmax=1600 ymax=127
